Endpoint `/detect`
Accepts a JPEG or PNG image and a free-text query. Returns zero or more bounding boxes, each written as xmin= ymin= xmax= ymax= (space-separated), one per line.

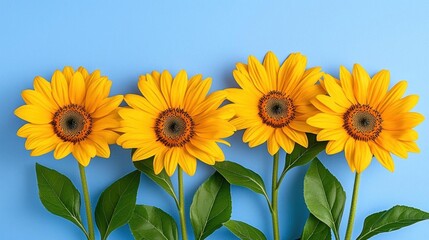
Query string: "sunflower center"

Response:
xmin=51 ymin=104 xmax=92 ymax=143
xmin=258 ymin=91 xmax=296 ymax=128
xmin=343 ymin=104 xmax=383 ymax=141
xmin=155 ymin=108 xmax=195 ymax=147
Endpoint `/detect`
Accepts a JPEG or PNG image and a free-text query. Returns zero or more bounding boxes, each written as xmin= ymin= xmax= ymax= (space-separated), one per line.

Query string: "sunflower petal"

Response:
xmin=368 ymin=141 xmax=394 ymax=172
xmin=171 ymin=70 xmax=188 ymax=108
xmin=69 ymin=72 xmax=86 ymax=105
xmin=339 ymin=66 xmax=357 ymax=104
xmin=263 ymin=51 xmax=279 ymax=90
xmin=352 ymin=64 xmax=370 ymax=104
xmin=51 ymin=70 xmax=70 ymax=106
xmin=368 ymin=70 xmax=389 ymax=107
xmin=15 ymin=105 xmax=53 ymax=124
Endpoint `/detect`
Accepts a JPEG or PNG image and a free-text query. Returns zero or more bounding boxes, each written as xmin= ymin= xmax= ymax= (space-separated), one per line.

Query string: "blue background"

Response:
xmin=1 ymin=0 xmax=428 ymax=239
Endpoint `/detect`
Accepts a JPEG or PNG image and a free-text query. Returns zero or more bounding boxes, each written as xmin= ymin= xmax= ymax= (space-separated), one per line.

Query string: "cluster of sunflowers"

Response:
xmin=15 ymin=52 xmax=425 ymax=240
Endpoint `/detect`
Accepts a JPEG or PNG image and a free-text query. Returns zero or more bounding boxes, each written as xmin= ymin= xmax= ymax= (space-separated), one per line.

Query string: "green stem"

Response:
xmin=271 ymin=152 xmax=280 ymax=240
xmin=178 ymin=168 xmax=188 ymax=240
xmin=345 ymin=172 xmax=361 ymax=240
xmin=78 ymin=163 xmax=95 ymax=240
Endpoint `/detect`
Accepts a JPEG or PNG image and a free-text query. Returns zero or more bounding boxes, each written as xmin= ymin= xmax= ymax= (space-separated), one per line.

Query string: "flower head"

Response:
xmin=15 ymin=67 xmax=123 ymax=166
xmin=307 ymin=64 xmax=424 ymax=172
xmin=117 ymin=70 xmax=235 ymax=176
xmin=227 ymin=51 xmax=324 ymax=155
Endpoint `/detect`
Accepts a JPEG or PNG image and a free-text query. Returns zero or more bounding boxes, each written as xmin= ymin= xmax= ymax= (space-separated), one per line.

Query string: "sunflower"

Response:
xmin=227 ymin=51 xmax=324 ymax=155
xmin=307 ymin=64 xmax=424 ymax=172
xmin=15 ymin=67 xmax=123 ymax=166
xmin=116 ymin=70 xmax=235 ymax=176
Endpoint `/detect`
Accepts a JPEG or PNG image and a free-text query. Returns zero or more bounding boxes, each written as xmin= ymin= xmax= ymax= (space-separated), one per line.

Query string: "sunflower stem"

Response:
xmin=178 ymin=168 xmax=188 ymax=240
xmin=271 ymin=152 xmax=280 ymax=240
xmin=345 ymin=172 xmax=361 ymax=240
xmin=78 ymin=163 xmax=95 ymax=240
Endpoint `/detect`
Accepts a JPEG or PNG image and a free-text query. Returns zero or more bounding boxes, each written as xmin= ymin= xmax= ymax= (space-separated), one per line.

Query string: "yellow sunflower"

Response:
xmin=15 ymin=67 xmax=123 ymax=166
xmin=307 ymin=64 xmax=424 ymax=173
xmin=227 ymin=51 xmax=324 ymax=155
xmin=116 ymin=70 xmax=235 ymax=176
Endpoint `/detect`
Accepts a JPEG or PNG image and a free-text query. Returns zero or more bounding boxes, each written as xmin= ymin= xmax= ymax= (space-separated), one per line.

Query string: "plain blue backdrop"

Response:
xmin=1 ymin=0 xmax=428 ymax=239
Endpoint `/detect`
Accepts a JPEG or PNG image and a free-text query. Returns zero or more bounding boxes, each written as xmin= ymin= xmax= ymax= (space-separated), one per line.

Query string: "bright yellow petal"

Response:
xmin=160 ymin=70 xmax=173 ymax=107
xmin=243 ymin=125 xmax=273 ymax=147
xmin=381 ymin=95 xmax=419 ymax=118
xmin=263 ymin=51 xmax=279 ymax=90
xmin=91 ymin=95 xmax=123 ymax=119
xmin=275 ymin=129 xmax=294 ymax=153
xmin=323 ymin=74 xmax=352 ymax=108
xmin=69 ymin=72 xmax=86 ymax=105
xmin=315 ymin=95 xmax=347 ymax=113
xmin=339 ymin=66 xmax=357 ymax=104
xmin=138 ymin=74 xmax=168 ymax=111
xmin=54 ymin=142 xmax=73 ymax=159
xmin=72 ymin=142 xmax=96 ymax=166
xmin=178 ymin=151 xmax=197 ymax=176
xmin=325 ymin=134 xmax=348 ymax=155
xmin=185 ymin=143 xmax=215 ymax=165
xmin=132 ymin=142 xmax=162 ymax=161
xmin=88 ymin=134 xmax=110 ymax=158
xmin=353 ymin=140 xmax=373 ymax=173
xmin=62 ymin=66 xmax=75 ymax=82
xmin=267 ymin=134 xmax=280 ymax=155
xmin=171 ymin=70 xmax=188 ymax=107
xmin=344 ymin=138 xmax=356 ymax=172
xmin=278 ymin=53 xmax=306 ymax=94
xmin=377 ymin=81 xmax=407 ymax=113
xmin=368 ymin=141 xmax=394 ymax=172
xmin=124 ymin=94 xmax=159 ymax=115
xmin=153 ymin=149 xmax=167 ymax=175
xmin=15 ymin=105 xmax=53 ymax=124
xmin=317 ymin=128 xmax=347 ymax=142
xmin=51 ymin=70 xmax=70 ymax=106
xmin=85 ymin=77 xmax=112 ymax=113
xmin=21 ymin=90 xmax=56 ymax=113
xmin=367 ymin=70 xmax=389 ymax=107
xmin=184 ymin=77 xmax=212 ymax=112
xmin=232 ymin=68 xmax=263 ymax=96
xmin=382 ymin=112 xmax=424 ymax=130
xmin=352 ymin=64 xmax=370 ymax=104
xmin=248 ymin=55 xmax=271 ymax=93
xmin=307 ymin=113 xmax=343 ymax=129
xmin=282 ymin=127 xmax=308 ymax=148
xmin=164 ymin=148 xmax=178 ymax=176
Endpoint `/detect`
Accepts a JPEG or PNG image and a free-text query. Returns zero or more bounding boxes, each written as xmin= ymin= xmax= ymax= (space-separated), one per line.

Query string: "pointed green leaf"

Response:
xmin=284 ymin=134 xmax=327 ymax=173
xmin=304 ymin=159 xmax=345 ymax=240
xmin=133 ymin=156 xmax=178 ymax=205
xmin=191 ymin=172 xmax=232 ymax=240
xmin=35 ymin=163 xmax=87 ymax=237
xmin=223 ymin=220 xmax=267 ymax=240
xmin=356 ymin=205 xmax=429 ymax=240
xmin=301 ymin=214 xmax=331 ymax=240
xmin=129 ymin=205 xmax=178 ymax=240
xmin=213 ymin=161 xmax=268 ymax=199
xmin=95 ymin=170 xmax=140 ymax=240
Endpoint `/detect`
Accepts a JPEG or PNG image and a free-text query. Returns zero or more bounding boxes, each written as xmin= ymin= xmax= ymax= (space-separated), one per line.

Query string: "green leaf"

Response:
xmin=213 ymin=161 xmax=268 ymax=199
xmin=356 ymin=205 xmax=429 ymax=240
xmin=284 ymin=134 xmax=327 ymax=173
xmin=129 ymin=205 xmax=178 ymax=240
xmin=223 ymin=220 xmax=267 ymax=240
xmin=303 ymin=158 xmax=345 ymax=240
xmin=95 ymin=170 xmax=140 ymax=240
xmin=133 ymin=156 xmax=178 ymax=206
xmin=190 ymin=172 xmax=232 ymax=240
xmin=35 ymin=163 xmax=87 ymax=237
xmin=301 ymin=214 xmax=331 ymax=240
